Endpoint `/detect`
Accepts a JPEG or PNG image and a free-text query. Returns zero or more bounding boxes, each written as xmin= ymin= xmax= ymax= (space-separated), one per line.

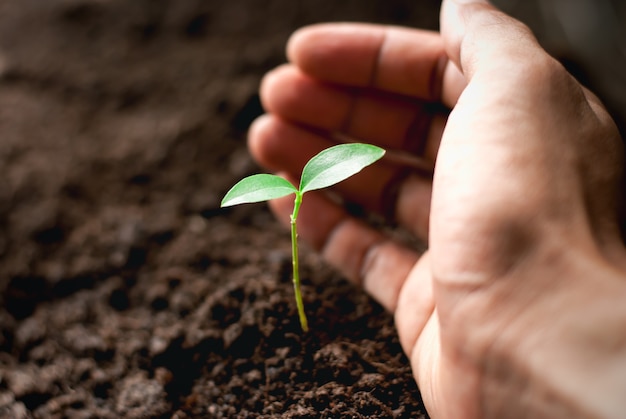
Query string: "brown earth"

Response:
xmin=0 ymin=1 xmax=442 ymax=417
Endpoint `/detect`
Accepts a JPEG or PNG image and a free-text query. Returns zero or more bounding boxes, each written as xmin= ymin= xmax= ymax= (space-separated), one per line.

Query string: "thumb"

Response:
xmin=433 ymin=0 xmax=585 ymax=281
xmin=440 ymin=0 xmax=543 ymax=80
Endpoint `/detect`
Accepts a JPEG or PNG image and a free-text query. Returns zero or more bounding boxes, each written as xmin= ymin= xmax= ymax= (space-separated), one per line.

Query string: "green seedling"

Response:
xmin=221 ymin=143 xmax=385 ymax=332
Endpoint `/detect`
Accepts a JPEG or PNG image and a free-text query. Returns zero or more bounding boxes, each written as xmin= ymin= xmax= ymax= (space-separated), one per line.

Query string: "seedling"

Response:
xmin=221 ymin=143 xmax=385 ymax=332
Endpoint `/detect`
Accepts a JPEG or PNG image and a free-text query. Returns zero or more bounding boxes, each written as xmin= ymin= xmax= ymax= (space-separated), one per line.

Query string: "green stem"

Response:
xmin=291 ymin=192 xmax=308 ymax=332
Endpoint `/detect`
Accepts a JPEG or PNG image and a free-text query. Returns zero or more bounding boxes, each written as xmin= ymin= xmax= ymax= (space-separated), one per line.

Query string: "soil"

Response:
xmin=0 ymin=1 xmax=442 ymax=417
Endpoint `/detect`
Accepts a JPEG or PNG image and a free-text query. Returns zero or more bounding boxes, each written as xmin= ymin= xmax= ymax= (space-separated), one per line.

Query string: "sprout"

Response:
xmin=221 ymin=143 xmax=385 ymax=331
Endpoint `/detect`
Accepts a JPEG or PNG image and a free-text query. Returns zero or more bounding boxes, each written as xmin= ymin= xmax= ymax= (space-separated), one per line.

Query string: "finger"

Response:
xmin=394 ymin=252 xmax=435 ymax=356
xmin=287 ymin=23 xmax=461 ymax=106
xmin=248 ymin=114 xmax=328 ymax=175
xmin=261 ymin=64 xmax=447 ymax=157
xmin=441 ymin=0 xmax=544 ymax=81
xmin=249 ymin=115 xmax=433 ymax=238
xmin=247 ymin=115 xmax=394 ymax=217
xmin=268 ymin=174 xmax=420 ymax=312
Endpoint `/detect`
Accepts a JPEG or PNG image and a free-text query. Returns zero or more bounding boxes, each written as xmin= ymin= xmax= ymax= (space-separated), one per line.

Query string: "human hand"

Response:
xmin=249 ymin=0 xmax=626 ymax=417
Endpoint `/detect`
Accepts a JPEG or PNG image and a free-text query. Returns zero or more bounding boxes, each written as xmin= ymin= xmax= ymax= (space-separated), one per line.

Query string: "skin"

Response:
xmin=248 ymin=0 xmax=626 ymax=417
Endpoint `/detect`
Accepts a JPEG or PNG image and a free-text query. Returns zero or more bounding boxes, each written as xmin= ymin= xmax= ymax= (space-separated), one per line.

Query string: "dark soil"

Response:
xmin=0 ymin=1 xmax=442 ymax=417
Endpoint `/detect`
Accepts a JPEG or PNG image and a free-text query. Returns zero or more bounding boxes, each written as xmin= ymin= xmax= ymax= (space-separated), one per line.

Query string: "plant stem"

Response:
xmin=291 ymin=192 xmax=308 ymax=332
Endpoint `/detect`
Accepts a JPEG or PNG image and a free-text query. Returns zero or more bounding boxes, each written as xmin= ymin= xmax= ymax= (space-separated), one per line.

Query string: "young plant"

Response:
xmin=220 ymin=143 xmax=385 ymax=332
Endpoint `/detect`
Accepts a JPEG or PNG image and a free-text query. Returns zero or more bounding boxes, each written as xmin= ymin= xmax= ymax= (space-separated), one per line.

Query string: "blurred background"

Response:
xmin=495 ymin=0 xmax=626 ymax=134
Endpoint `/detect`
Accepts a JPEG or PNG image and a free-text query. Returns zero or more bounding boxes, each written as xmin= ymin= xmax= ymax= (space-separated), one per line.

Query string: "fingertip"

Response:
xmin=285 ymin=25 xmax=308 ymax=64
xmin=259 ymin=64 xmax=293 ymax=114
xmin=247 ymin=114 xmax=277 ymax=169
xmin=286 ymin=23 xmax=335 ymax=65
xmin=258 ymin=67 xmax=278 ymax=113
xmin=286 ymin=22 xmax=383 ymax=85
xmin=440 ymin=0 xmax=538 ymax=78
xmin=440 ymin=0 xmax=493 ymax=71
xmin=395 ymin=253 xmax=434 ymax=356
xmin=439 ymin=0 xmax=462 ymax=71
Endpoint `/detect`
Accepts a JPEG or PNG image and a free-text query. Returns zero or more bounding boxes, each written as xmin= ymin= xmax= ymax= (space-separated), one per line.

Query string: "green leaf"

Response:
xmin=221 ymin=174 xmax=297 ymax=207
xmin=300 ymin=143 xmax=385 ymax=193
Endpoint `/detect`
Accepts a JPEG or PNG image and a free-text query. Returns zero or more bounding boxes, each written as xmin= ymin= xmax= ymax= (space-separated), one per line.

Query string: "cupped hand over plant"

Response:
xmin=248 ymin=0 xmax=626 ymax=417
